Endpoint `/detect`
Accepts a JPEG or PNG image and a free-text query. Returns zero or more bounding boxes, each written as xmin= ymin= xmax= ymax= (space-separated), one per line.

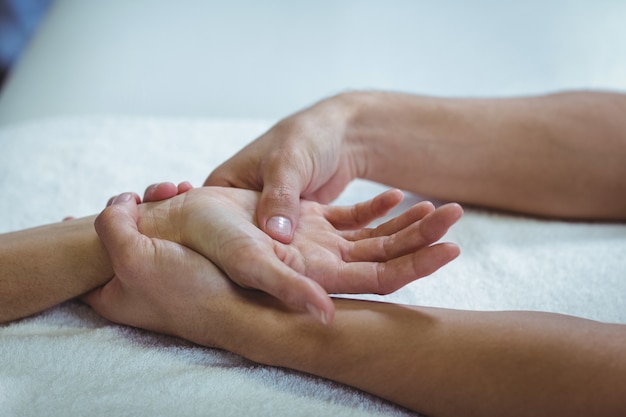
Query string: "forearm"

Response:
xmin=339 ymin=90 xmax=626 ymax=220
xmin=231 ymin=296 xmax=626 ymax=417
xmin=0 ymin=216 xmax=113 ymax=323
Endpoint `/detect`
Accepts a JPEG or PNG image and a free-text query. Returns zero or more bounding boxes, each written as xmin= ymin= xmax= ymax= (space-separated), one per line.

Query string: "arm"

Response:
xmin=86 ymin=197 xmax=626 ymax=417
xmin=344 ymin=90 xmax=626 ymax=220
xmin=0 ymin=215 xmax=112 ymax=322
xmin=0 ymin=183 xmax=191 ymax=323
xmin=207 ymin=90 xmax=626 ymax=241
xmin=235 ymin=297 xmax=626 ymax=417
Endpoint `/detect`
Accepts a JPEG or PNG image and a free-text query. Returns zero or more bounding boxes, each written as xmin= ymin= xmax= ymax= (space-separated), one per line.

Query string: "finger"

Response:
xmin=257 ymin=178 xmax=305 ymax=245
xmin=96 ymin=192 xmax=145 ymax=274
xmin=345 ymin=202 xmax=463 ymax=261
xmin=81 ymin=279 xmax=143 ymax=327
xmin=106 ymin=192 xmax=141 ymax=207
xmin=414 ymin=202 xmax=463 ymax=243
xmin=177 ymin=181 xmax=193 ymax=194
xmin=341 ymin=201 xmax=435 ymax=241
xmin=323 ymin=189 xmax=404 ymax=230
xmin=375 ymin=242 xmax=461 ymax=293
xmin=225 ymin=246 xmax=335 ymax=323
xmin=80 ymin=287 xmax=105 ymax=313
xmin=80 ymin=284 xmax=119 ymax=322
xmin=143 ymin=182 xmax=178 ymax=202
xmin=327 ymin=242 xmax=460 ymax=294
xmin=370 ymin=201 xmax=436 ymax=237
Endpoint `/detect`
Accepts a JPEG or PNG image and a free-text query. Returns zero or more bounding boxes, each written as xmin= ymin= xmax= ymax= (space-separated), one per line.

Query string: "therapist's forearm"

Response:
xmin=0 ymin=216 xmax=113 ymax=323
xmin=341 ymin=90 xmax=626 ymax=220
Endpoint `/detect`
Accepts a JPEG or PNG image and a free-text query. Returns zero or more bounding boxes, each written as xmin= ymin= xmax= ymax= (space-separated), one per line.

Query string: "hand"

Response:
xmin=125 ymin=185 xmax=461 ymax=323
xmin=205 ymin=95 xmax=360 ymax=243
xmin=82 ymin=194 xmax=244 ymax=350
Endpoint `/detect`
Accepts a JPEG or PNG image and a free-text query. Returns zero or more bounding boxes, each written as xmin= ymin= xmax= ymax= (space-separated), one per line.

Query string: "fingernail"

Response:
xmin=112 ymin=192 xmax=133 ymax=205
xmin=306 ymin=303 xmax=328 ymax=325
xmin=266 ymin=216 xmax=292 ymax=238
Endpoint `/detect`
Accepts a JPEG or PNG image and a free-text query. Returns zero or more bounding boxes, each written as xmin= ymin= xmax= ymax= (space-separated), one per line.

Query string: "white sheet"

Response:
xmin=1 ymin=117 xmax=625 ymax=416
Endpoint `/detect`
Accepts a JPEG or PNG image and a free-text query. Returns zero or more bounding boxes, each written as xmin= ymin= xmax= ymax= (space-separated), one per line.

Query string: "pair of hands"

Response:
xmin=84 ymin=182 xmax=462 ymax=333
xmin=84 ymin=94 xmax=463 ymax=331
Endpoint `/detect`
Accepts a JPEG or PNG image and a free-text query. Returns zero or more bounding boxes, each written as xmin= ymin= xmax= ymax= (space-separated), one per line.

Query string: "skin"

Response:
xmin=0 ymin=182 xmax=193 ymax=321
xmin=203 ymin=89 xmax=626 ymax=325
xmin=86 ymin=195 xmax=626 ymax=417
xmin=0 ymin=215 xmax=111 ymax=321
xmin=206 ymin=90 xmax=626 ymax=239
xmin=0 ymin=184 xmax=461 ymax=323
xmin=4 ymin=90 xmax=626 ymax=415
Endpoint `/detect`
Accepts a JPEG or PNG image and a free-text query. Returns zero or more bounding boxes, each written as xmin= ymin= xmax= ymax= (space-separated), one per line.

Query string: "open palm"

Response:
xmin=175 ymin=186 xmax=461 ymax=320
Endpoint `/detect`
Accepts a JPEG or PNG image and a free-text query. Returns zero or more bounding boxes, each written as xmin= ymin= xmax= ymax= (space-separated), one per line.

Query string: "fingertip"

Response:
xmin=322 ymin=299 xmax=335 ymax=324
xmin=266 ymin=267 xmax=334 ymax=324
xmin=418 ymin=200 xmax=436 ymax=212
xmin=95 ymin=192 xmax=141 ymax=243
xmin=258 ymin=182 xmax=303 ymax=243
xmin=437 ymin=202 xmax=464 ymax=227
xmin=112 ymin=192 xmax=140 ymax=205
xmin=302 ymin=279 xmax=336 ymax=324
xmin=372 ymin=188 xmax=404 ymax=214
xmin=442 ymin=202 xmax=464 ymax=217
xmin=305 ymin=294 xmax=335 ymax=325
xmin=385 ymin=188 xmax=405 ymax=204
xmin=446 ymin=242 xmax=461 ymax=259
xmin=454 ymin=203 xmax=464 ymax=218
xmin=143 ymin=182 xmax=177 ymax=202
xmin=143 ymin=183 xmax=159 ymax=200
xmin=177 ymin=181 xmax=193 ymax=194
xmin=265 ymin=215 xmax=295 ymax=243
xmin=429 ymin=242 xmax=461 ymax=270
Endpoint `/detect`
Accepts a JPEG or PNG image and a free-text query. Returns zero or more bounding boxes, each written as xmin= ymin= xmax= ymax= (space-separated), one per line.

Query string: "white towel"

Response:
xmin=1 ymin=117 xmax=625 ymax=417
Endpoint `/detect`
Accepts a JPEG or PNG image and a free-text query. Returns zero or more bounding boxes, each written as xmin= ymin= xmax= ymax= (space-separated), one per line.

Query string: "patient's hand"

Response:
xmin=98 ymin=185 xmax=462 ymax=322
xmin=82 ymin=197 xmax=239 ymax=348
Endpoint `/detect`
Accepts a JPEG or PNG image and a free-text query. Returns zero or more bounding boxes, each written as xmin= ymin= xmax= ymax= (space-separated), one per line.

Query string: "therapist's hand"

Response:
xmin=95 ymin=184 xmax=462 ymax=323
xmin=205 ymin=95 xmax=361 ymax=244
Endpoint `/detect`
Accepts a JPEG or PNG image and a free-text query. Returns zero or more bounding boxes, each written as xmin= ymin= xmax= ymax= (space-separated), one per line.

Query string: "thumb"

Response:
xmin=258 ymin=182 xmax=302 ymax=244
xmin=95 ymin=192 xmax=142 ymax=269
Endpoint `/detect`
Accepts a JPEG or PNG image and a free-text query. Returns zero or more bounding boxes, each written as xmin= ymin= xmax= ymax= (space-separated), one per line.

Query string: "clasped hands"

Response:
xmin=84 ymin=182 xmax=462 ymax=346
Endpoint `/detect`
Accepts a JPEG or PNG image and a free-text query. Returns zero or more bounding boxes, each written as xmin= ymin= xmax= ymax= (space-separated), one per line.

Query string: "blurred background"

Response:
xmin=0 ymin=0 xmax=51 ymax=87
xmin=1 ymin=0 xmax=625 ymax=126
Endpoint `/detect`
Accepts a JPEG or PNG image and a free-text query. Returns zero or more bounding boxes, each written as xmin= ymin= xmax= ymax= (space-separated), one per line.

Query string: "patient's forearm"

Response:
xmin=0 ymin=216 xmax=113 ymax=323
xmin=232 ymin=297 xmax=626 ymax=417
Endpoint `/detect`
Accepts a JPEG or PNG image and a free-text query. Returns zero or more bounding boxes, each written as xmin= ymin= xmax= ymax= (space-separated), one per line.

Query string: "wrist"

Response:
xmin=331 ymin=91 xmax=472 ymax=195
xmin=300 ymin=91 xmax=378 ymax=181
xmin=200 ymin=288 xmax=300 ymax=364
xmin=329 ymin=90 xmax=426 ymax=182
